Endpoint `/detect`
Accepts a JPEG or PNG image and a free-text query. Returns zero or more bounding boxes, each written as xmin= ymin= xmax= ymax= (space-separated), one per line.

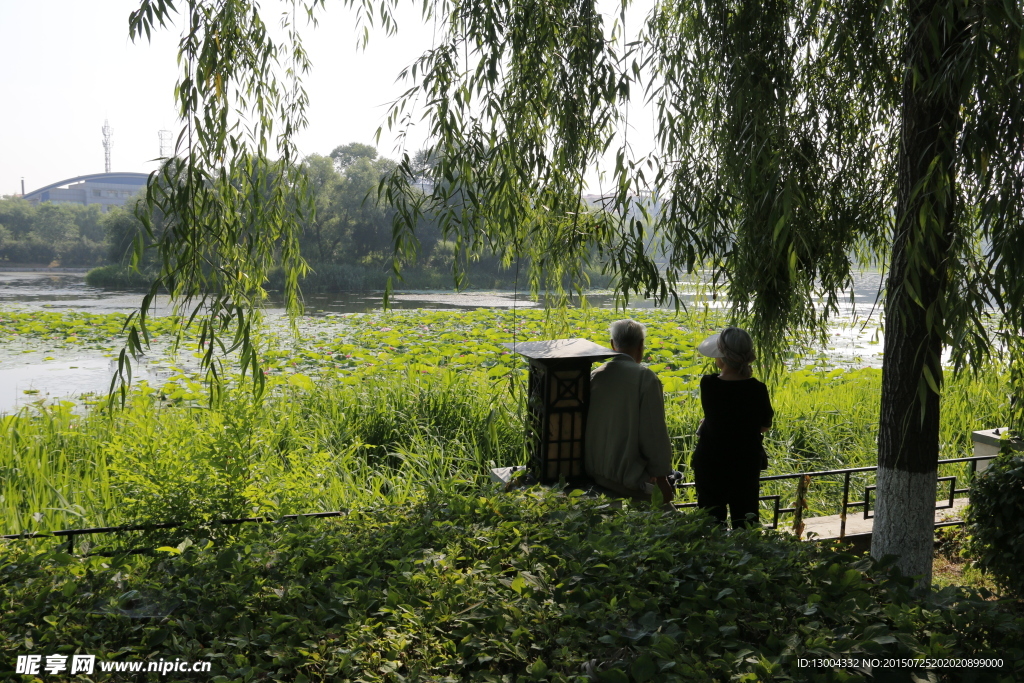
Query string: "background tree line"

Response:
xmin=290 ymin=142 xmax=584 ymax=290
xmin=6 ymin=142 xmax=574 ymax=290
xmin=0 ymin=198 xmax=108 ymax=267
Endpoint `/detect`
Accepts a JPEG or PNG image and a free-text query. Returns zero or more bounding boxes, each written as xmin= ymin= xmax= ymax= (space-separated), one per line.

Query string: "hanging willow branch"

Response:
xmin=124 ymin=0 xmax=1024 ymax=412
xmin=374 ymin=0 xmax=637 ymax=308
xmin=117 ymin=0 xmax=312 ymax=405
xmin=638 ymin=0 xmax=904 ymax=373
xmin=365 ymin=0 xmax=905 ymax=376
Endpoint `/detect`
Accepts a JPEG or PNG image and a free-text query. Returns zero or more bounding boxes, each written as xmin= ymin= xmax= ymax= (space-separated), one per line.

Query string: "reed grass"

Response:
xmin=1 ymin=372 xmax=525 ymax=550
xmin=745 ymin=366 xmax=1007 ymax=520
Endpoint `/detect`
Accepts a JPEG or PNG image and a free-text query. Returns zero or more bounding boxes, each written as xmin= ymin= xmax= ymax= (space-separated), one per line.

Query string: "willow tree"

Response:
xmin=637 ymin=0 xmax=1024 ymax=583
xmin=128 ymin=0 xmax=1024 ymax=581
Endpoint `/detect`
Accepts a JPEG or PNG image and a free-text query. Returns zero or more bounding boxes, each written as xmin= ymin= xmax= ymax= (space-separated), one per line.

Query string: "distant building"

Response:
xmin=23 ymin=172 xmax=149 ymax=212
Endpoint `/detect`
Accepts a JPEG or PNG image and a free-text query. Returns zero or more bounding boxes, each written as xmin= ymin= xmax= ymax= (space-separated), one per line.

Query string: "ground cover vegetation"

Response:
xmin=2 ymin=490 xmax=1022 ymax=682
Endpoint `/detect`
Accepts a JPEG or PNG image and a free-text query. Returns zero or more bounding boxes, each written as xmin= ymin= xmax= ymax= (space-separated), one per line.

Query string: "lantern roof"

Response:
xmin=501 ymin=338 xmax=618 ymax=361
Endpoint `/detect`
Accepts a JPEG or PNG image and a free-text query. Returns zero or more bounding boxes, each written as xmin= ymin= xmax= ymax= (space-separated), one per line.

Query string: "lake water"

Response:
xmin=0 ymin=270 xmax=886 ymax=414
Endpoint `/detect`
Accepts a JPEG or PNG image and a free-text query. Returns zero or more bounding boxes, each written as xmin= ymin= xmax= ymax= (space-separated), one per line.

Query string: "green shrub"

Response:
xmin=85 ymin=264 xmax=158 ymax=289
xmin=965 ymin=446 xmax=1024 ymax=596
xmin=1 ymin=490 xmax=1021 ymax=682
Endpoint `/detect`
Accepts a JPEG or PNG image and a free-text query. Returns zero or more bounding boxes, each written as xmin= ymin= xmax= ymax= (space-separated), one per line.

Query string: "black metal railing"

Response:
xmin=1 ymin=455 xmax=996 ymax=554
xmin=672 ymin=454 xmax=994 ymax=539
xmin=1 ymin=511 xmax=348 ymax=555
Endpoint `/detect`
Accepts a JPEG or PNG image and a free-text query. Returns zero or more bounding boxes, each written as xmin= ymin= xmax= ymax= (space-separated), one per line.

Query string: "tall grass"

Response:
xmin=731 ymin=366 xmax=1007 ymax=520
xmin=0 ymin=372 xmax=525 ymax=550
xmin=0 ymin=403 xmax=118 ymax=535
xmin=1 ymin=350 xmax=1010 ymax=546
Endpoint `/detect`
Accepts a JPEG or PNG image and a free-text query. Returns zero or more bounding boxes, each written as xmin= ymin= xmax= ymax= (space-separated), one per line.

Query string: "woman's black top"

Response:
xmin=692 ymin=374 xmax=774 ymax=475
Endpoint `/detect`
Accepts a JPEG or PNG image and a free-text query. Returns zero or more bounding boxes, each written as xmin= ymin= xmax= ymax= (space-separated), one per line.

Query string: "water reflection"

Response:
xmin=0 ymin=356 xmax=178 ymax=414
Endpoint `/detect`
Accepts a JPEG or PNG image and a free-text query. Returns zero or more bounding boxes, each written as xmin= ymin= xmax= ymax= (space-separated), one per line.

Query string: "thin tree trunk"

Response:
xmin=872 ymin=0 xmax=969 ymax=583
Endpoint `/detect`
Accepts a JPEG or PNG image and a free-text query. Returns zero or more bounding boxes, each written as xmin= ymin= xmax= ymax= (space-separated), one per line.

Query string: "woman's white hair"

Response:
xmin=609 ymin=319 xmax=646 ymax=351
xmin=718 ymin=327 xmax=756 ymax=378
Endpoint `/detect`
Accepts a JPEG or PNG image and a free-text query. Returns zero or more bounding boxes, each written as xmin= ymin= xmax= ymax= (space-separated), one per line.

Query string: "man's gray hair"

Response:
xmin=609 ymin=319 xmax=646 ymax=351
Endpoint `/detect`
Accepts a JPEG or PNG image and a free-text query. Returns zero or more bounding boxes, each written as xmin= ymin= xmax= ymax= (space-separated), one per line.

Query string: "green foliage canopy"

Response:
xmin=125 ymin=0 xmax=1024 ymax=379
xmin=329 ymin=141 xmax=378 ymax=169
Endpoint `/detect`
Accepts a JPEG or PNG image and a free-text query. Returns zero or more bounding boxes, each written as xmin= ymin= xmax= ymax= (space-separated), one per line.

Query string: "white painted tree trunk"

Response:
xmin=871 ymin=466 xmax=937 ymax=582
xmin=871 ymin=0 xmax=970 ymax=588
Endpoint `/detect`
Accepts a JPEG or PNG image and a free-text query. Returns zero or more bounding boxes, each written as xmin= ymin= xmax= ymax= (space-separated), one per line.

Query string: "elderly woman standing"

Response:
xmin=693 ymin=327 xmax=774 ymax=528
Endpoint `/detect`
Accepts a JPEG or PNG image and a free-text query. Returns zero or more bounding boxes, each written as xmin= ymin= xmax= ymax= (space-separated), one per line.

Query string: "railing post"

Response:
xmin=793 ymin=475 xmax=810 ymax=540
xmin=840 ymin=471 xmax=851 ymax=540
xmin=8 ymin=455 xmax=991 ymax=551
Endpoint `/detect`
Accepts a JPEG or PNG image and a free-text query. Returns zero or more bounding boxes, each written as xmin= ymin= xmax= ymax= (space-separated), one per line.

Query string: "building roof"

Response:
xmin=24 ymin=172 xmax=149 ymax=201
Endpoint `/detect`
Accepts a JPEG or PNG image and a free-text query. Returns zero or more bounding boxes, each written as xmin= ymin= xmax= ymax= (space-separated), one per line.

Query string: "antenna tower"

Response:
xmin=102 ymin=119 xmax=113 ymax=173
xmin=158 ymin=129 xmax=172 ymax=158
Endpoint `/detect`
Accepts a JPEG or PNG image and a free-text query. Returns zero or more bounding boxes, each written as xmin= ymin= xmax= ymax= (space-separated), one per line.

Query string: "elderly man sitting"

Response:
xmin=585 ymin=319 xmax=675 ymax=504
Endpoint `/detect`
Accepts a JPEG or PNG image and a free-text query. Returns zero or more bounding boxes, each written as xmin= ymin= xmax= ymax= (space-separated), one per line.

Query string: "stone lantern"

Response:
xmin=502 ymin=339 xmax=618 ymax=484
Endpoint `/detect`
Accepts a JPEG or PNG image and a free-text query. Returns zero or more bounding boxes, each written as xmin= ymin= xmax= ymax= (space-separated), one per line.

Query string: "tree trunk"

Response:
xmin=871 ymin=0 xmax=969 ymax=583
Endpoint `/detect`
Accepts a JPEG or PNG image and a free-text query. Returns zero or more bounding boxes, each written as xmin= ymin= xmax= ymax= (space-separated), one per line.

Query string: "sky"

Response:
xmin=0 ymin=0 xmax=655 ymax=198
xmin=0 ymin=1 xmax=444 ymax=197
